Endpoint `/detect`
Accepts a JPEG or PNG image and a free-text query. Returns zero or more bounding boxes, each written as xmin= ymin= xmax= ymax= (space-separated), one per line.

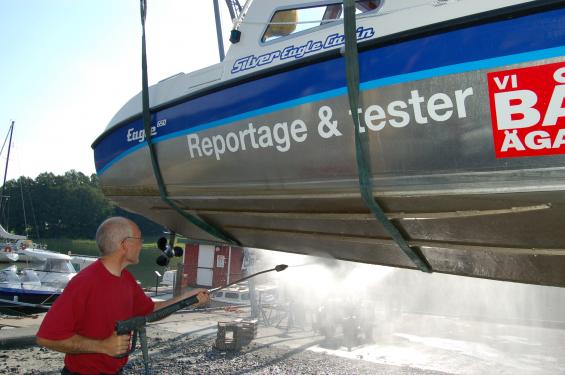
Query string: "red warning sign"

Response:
xmin=488 ymin=61 xmax=565 ymax=158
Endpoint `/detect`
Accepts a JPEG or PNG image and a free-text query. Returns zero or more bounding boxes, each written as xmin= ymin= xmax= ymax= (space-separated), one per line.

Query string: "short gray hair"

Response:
xmin=95 ymin=217 xmax=134 ymax=255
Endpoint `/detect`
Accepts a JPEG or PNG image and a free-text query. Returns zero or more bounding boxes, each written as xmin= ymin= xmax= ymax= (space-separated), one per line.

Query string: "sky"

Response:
xmin=0 ymin=0 xmax=234 ymax=180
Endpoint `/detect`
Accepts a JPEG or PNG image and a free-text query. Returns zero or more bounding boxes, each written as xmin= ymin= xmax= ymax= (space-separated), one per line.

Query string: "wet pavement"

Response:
xmin=2 ymin=307 xmax=565 ymax=374
xmin=125 ymin=307 xmax=565 ymax=375
xmin=308 ymin=313 xmax=565 ymax=375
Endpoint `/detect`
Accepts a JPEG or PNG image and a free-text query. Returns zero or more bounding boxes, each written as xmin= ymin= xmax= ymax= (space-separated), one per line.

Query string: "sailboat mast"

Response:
xmin=0 ymin=121 xmax=15 ymax=222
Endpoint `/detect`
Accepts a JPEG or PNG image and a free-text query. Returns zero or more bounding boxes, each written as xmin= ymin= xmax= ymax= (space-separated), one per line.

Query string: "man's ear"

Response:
xmin=117 ymin=240 xmax=128 ymax=255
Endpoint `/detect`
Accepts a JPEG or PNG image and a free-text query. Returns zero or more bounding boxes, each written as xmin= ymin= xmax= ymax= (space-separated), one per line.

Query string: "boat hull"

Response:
xmin=0 ymin=251 xmax=18 ymax=262
xmin=0 ymin=287 xmax=59 ymax=315
xmin=94 ymin=5 xmax=565 ymax=286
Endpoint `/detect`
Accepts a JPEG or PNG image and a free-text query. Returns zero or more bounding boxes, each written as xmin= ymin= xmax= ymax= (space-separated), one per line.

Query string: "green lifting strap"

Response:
xmin=342 ymin=0 xmax=431 ymax=273
xmin=139 ymin=0 xmax=239 ymax=246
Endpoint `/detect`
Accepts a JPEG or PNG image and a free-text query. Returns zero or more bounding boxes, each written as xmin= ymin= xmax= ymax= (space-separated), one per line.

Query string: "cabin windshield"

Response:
xmin=262 ymin=0 xmax=382 ymax=42
xmin=0 ymin=270 xmax=20 ymax=283
xmin=42 ymin=259 xmax=76 ymax=273
xmin=225 ymin=292 xmax=240 ymax=299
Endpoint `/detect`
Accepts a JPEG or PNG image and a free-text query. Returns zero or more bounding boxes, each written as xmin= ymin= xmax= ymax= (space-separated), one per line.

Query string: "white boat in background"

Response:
xmin=0 ymin=232 xmax=78 ymax=289
xmin=0 ymin=226 xmax=59 ymax=263
xmin=0 ymin=254 xmax=77 ymax=313
xmin=0 ymin=249 xmax=18 ymax=262
xmin=69 ymin=254 xmax=98 ymax=271
xmin=0 ymin=223 xmax=26 ymax=262
xmin=19 ymin=246 xmax=72 ymax=262
xmin=0 ymin=223 xmax=25 ymax=241
xmin=0 ymin=265 xmax=62 ymax=315
xmin=211 ymin=286 xmax=251 ymax=305
xmin=211 ymin=283 xmax=277 ymax=306
xmin=0 ymin=228 xmax=93 ymax=289
xmin=92 ymin=0 xmax=565 ymax=286
xmin=0 ymin=121 xmax=80 ymax=268
xmin=0 ymin=227 xmax=88 ymax=269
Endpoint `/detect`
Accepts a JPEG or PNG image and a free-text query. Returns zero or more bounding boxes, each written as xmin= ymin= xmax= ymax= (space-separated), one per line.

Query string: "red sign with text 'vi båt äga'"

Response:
xmin=488 ymin=61 xmax=565 ymax=158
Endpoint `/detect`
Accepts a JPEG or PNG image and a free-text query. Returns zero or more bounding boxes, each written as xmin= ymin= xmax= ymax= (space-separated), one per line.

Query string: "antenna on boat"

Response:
xmin=214 ymin=0 xmax=244 ymax=61
xmin=213 ymin=0 xmax=225 ymax=61
xmin=224 ymin=0 xmax=242 ymax=20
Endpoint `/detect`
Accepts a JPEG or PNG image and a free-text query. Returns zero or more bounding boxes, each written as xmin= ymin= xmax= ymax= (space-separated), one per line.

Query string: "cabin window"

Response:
xmin=262 ymin=0 xmax=382 ymax=42
xmin=0 ymin=271 xmax=20 ymax=283
xmin=225 ymin=292 xmax=239 ymax=299
xmin=241 ymin=293 xmax=249 ymax=300
xmin=43 ymin=259 xmax=76 ymax=273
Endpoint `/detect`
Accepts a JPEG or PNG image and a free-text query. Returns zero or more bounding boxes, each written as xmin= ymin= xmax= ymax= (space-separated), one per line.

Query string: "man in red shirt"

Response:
xmin=36 ymin=216 xmax=209 ymax=375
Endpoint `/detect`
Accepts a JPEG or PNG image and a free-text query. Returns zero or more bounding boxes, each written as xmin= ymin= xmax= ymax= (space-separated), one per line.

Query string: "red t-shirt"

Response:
xmin=37 ymin=259 xmax=155 ymax=374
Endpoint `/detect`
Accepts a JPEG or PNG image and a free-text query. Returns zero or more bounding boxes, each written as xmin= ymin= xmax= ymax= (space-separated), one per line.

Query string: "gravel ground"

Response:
xmin=0 ymin=345 xmax=64 ymax=374
xmin=125 ymin=333 xmax=451 ymax=375
xmin=1 ymin=332 xmax=452 ymax=375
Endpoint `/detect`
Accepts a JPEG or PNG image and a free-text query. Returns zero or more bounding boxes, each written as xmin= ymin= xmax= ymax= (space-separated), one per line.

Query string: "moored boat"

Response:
xmin=19 ymin=246 xmax=72 ymax=263
xmin=0 ymin=248 xmax=18 ymax=262
xmin=0 ymin=224 xmax=26 ymax=262
xmin=0 ymin=266 xmax=61 ymax=315
xmin=92 ymin=1 xmax=565 ymax=286
xmin=211 ymin=283 xmax=277 ymax=306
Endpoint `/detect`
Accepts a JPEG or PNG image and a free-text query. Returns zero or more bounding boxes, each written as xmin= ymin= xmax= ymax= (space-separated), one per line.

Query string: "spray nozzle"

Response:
xmin=275 ymin=264 xmax=288 ymax=272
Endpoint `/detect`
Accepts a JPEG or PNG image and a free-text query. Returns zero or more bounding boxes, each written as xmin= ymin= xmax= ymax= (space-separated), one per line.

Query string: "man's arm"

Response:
xmin=153 ymin=288 xmax=209 ymax=312
xmin=36 ymin=331 xmax=130 ymax=357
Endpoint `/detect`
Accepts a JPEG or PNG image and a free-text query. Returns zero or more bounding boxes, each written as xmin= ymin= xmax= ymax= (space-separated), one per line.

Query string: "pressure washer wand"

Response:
xmin=209 ymin=263 xmax=288 ymax=294
xmin=114 ymin=264 xmax=289 ymax=371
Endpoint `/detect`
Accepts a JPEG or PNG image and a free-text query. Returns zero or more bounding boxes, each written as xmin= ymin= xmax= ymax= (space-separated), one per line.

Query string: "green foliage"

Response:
xmin=43 ymin=238 xmax=100 ymax=255
xmin=42 ymin=238 xmax=183 ymax=287
xmin=0 ymin=170 xmax=165 ymax=239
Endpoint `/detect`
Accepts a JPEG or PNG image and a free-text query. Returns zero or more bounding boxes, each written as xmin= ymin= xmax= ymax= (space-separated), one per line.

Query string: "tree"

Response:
xmin=0 ymin=170 xmax=164 ymax=239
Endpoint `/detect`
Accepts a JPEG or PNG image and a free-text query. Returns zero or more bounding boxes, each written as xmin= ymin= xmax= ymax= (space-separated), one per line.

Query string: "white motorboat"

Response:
xmin=211 ymin=283 xmax=277 ymax=305
xmin=3 ymin=246 xmax=79 ymax=289
xmin=92 ymin=0 xmax=565 ymax=286
xmin=19 ymin=246 xmax=72 ymax=262
xmin=0 ymin=265 xmax=62 ymax=315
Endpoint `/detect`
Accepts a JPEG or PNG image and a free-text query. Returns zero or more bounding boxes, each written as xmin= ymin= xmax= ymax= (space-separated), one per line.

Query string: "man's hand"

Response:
xmin=195 ymin=289 xmax=210 ymax=307
xmin=181 ymin=288 xmax=209 ymax=307
xmin=102 ymin=331 xmax=131 ymax=357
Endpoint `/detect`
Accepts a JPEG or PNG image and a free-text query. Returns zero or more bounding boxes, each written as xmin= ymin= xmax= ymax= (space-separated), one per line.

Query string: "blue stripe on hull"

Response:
xmin=0 ymin=287 xmax=60 ymax=308
xmin=95 ymin=8 xmax=565 ymax=174
xmin=0 ymin=287 xmax=59 ymax=296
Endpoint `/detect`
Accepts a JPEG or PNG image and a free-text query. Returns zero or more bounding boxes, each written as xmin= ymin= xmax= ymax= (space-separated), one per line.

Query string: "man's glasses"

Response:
xmin=123 ymin=236 xmax=144 ymax=244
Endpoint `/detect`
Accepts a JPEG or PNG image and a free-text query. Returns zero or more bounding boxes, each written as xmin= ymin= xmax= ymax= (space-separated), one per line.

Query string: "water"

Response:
xmin=253 ymin=248 xmax=565 ymax=324
xmin=17 ymin=238 xmax=183 ymax=288
xmin=249 ymin=248 xmax=565 ymax=374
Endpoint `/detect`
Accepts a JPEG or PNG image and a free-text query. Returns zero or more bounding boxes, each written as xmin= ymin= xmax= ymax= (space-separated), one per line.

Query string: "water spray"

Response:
xmin=209 ymin=263 xmax=288 ymax=294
